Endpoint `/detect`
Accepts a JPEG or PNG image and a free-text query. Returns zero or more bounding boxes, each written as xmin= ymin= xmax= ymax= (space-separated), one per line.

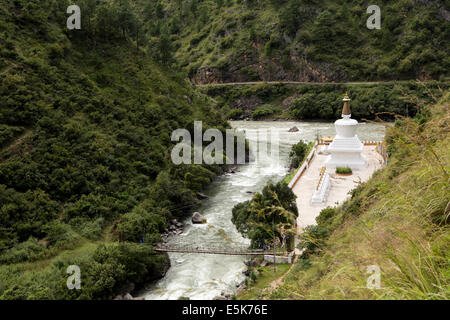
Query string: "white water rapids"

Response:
xmin=142 ymin=121 xmax=386 ymax=300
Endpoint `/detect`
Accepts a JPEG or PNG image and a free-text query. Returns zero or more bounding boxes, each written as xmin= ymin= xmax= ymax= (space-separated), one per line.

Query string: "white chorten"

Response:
xmin=325 ymin=96 xmax=366 ymax=170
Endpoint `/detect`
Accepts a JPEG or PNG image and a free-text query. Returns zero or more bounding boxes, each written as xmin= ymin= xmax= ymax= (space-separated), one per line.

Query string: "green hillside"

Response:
xmin=0 ymin=0 xmax=448 ymax=301
xmin=148 ymin=0 xmax=449 ymax=83
xmin=0 ymin=0 xmax=227 ymax=299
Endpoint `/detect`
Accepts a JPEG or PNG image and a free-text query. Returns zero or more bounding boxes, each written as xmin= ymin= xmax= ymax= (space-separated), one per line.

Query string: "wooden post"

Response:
xmin=273 ymin=219 xmax=276 ymax=273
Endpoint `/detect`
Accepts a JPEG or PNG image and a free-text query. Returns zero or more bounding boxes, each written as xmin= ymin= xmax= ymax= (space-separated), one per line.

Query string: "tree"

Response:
xmin=289 ymin=140 xmax=308 ymax=169
xmin=115 ymin=0 xmax=137 ymax=39
xmin=150 ymin=28 xmax=175 ymax=65
xmin=279 ymin=0 xmax=301 ymax=36
xmin=232 ymin=182 xmax=298 ymax=248
xmin=79 ymin=0 xmax=97 ymax=34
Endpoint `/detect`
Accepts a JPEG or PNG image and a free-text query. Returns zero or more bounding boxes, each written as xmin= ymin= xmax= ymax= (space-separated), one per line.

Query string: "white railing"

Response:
xmin=311 ymin=167 xmax=331 ymax=205
xmin=362 ymin=140 xmax=382 ymax=145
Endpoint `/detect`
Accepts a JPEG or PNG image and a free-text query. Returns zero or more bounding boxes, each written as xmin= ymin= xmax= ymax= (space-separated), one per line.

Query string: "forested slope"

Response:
xmin=0 ymin=0 xmax=226 ymax=299
xmin=147 ymin=0 xmax=449 ymax=83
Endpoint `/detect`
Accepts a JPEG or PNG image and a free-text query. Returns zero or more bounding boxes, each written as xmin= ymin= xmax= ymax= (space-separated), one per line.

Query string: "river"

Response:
xmin=142 ymin=120 xmax=386 ymax=300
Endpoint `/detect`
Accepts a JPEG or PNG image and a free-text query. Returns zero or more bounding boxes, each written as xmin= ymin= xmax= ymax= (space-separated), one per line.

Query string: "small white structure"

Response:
xmin=325 ymin=96 xmax=366 ymax=170
xmin=311 ymin=168 xmax=331 ymax=205
xmin=264 ymin=254 xmax=293 ymax=264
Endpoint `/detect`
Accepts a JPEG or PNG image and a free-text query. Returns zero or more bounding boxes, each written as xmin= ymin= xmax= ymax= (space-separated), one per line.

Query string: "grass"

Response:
xmin=237 ymin=263 xmax=291 ymax=300
xmin=335 ymin=167 xmax=352 ymax=175
xmin=15 ymin=241 xmax=101 ymax=273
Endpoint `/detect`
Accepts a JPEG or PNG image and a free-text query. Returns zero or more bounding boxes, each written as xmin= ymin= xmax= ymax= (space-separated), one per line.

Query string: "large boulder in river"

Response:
xmin=288 ymin=126 xmax=299 ymax=132
xmin=123 ymin=293 xmax=133 ymax=300
xmin=192 ymin=212 xmax=207 ymax=224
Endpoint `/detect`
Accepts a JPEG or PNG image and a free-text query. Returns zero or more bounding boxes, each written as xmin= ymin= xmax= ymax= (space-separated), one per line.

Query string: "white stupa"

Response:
xmin=325 ymin=96 xmax=366 ymax=170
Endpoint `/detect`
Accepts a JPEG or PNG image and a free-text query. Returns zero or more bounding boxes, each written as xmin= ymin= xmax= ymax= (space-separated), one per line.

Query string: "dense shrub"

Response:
xmin=0 ymin=243 xmax=169 ymax=300
xmin=0 ymin=125 xmax=24 ymax=148
xmin=289 ymin=140 xmax=309 ymax=169
xmin=336 ymin=167 xmax=352 ymax=174
xmin=232 ymin=181 xmax=298 ymax=248
xmin=116 ymin=206 xmax=167 ymax=244
xmin=252 ymin=104 xmax=281 ymax=120
xmin=227 ymin=108 xmax=244 ymax=119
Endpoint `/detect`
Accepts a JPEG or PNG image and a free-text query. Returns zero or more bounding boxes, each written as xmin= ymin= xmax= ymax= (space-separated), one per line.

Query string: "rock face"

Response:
xmin=192 ymin=212 xmax=207 ymax=224
xmin=288 ymin=126 xmax=299 ymax=132
xmin=244 ymin=257 xmax=260 ymax=267
xmin=191 ymin=54 xmax=348 ymax=85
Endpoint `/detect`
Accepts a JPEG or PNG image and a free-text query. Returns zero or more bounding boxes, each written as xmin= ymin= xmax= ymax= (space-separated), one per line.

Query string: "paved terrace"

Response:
xmin=292 ymin=145 xmax=384 ymax=231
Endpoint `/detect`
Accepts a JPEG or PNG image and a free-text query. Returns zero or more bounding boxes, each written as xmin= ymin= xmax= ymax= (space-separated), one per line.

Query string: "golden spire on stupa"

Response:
xmin=342 ymin=95 xmax=351 ymax=117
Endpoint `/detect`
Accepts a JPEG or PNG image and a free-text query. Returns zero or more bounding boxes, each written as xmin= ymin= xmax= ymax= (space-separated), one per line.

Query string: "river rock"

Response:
xmin=288 ymin=126 xmax=299 ymax=132
xmin=171 ymin=219 xmax=178 ymax=225
xmin=229 ymin=166 xmax=239 ymax=174
xmin=118 ymin=282 xmax=135 ymax=296
xmin=245 ymin=258 xmax=259 ymax=267
xmin=169 ymin=225 xmax=176 ymax=231
xmin=196 ymin=192 xmax=209 ymax=200
xmin=123 ymin=293 xmax=133 ymax=300
xmin=236 ymin=283 xmax=247 ymax=294
xmin=192 ymin=212 xmax=206 ymax=224
xmin=133 ymin=296 xmax=145 ymax=301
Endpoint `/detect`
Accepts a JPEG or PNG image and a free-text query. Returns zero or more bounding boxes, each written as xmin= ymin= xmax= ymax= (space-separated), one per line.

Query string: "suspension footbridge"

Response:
xmin=155 ymin=243 xmax=289 ymax=256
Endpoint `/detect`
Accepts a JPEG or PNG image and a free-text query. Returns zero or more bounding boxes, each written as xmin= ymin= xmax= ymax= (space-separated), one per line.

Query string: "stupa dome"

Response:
xmin=325 ymin=96 xmax=366 ymax=170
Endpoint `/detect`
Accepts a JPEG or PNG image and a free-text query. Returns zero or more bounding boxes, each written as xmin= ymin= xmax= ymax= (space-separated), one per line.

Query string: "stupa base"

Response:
xmin=325 ymin=154 xmax=367 ymax=170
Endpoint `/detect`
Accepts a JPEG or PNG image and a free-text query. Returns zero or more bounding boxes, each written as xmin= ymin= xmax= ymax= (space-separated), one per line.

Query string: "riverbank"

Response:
xmin=201 ymin=81 xmax=448 ymax=122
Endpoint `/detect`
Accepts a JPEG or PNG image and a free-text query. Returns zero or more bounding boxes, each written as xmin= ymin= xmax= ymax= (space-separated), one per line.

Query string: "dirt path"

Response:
xmin=266 ymin=255 xmax=299 ymax=293
xmin=195 ymin=80 xmax=440 ymax=87
xmin=0 ymin=129 xmax=33 ymax=154
xmin=1 ymin=61 xmax=18 ymax=75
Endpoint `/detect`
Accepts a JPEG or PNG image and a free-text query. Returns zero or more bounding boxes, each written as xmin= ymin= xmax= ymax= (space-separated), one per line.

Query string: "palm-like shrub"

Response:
xmin=232 ymin=182 xmax=298 ymax=248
